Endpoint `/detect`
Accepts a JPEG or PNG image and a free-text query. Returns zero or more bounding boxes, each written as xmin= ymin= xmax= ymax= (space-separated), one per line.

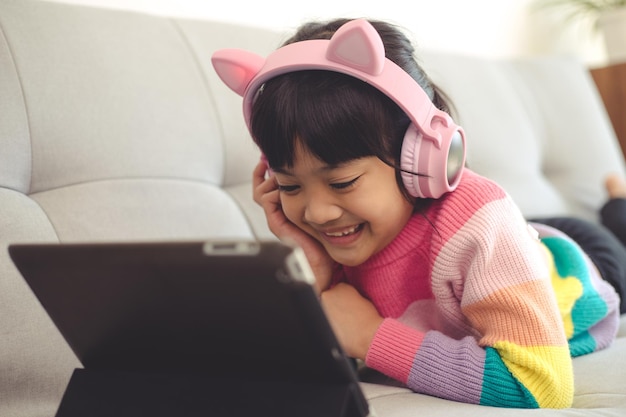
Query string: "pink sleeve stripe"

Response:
xmin=366 ymin=318 xmax=425 ymax=383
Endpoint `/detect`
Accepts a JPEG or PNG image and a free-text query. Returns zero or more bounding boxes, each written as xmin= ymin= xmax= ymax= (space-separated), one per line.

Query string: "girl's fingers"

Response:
xmin=253 ymin=161 xmax=278 ymax=205
xmin=252 ymin=160 xmax=268 ymax=186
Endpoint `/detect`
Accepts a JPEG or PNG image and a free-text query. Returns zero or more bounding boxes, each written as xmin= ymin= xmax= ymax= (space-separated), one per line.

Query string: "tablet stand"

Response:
xmin=55 ymin=368 xmax=369 ymax=417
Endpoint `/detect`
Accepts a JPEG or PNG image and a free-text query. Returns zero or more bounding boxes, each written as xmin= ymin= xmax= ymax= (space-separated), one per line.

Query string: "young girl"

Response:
xmin=212 ymin=18 xmax=622 ymax=409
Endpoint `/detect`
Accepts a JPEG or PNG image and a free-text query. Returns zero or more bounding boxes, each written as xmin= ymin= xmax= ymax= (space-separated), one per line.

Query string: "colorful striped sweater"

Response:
xmin=333 ymin=169 xmax=620 ymax=408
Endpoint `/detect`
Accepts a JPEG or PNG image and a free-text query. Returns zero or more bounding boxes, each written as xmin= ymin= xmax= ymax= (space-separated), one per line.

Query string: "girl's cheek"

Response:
xmin=282 ymin=199 xmax=306 ymax=228
xmin=279 ymin=196 xmax=296 ymax=219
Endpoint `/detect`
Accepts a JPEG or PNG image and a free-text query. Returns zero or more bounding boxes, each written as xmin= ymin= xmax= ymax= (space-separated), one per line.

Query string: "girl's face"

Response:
xmin=273 ymin=143 xmax=414 ymax=266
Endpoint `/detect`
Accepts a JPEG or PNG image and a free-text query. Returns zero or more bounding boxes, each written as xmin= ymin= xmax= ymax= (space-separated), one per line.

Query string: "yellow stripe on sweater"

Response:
xmin=541 ymin=244 xmax=584 ymax=339
xmin=492 ymin=340 xmax=574 ymax=408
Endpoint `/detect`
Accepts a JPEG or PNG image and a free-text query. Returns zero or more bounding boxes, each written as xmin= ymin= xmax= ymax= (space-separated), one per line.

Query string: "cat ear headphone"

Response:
xmin=211 ymin=19 xmax=466 ymax=199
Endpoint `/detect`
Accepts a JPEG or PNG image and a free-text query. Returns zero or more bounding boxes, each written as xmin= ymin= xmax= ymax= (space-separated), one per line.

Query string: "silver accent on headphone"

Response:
xmin=447 ymin=130 xmax=464 ymax=184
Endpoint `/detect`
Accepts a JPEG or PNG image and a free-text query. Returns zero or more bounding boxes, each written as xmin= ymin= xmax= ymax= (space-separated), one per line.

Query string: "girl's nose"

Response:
xmin=303 ymin=194 xmax=343 ymax=225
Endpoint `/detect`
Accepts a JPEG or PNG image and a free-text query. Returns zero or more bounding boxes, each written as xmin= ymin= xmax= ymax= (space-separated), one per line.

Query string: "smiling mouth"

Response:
xmin=324 ymin=224 xmax=364 ymax=237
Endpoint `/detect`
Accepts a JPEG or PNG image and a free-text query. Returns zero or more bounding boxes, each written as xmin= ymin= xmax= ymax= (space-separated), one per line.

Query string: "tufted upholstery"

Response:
xmin=1 ymin=0 xmax=624 ymax=416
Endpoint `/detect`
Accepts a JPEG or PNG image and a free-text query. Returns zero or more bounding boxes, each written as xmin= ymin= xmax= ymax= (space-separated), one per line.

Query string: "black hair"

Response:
xmin=250 ymin=18 xmax=452 ymax=203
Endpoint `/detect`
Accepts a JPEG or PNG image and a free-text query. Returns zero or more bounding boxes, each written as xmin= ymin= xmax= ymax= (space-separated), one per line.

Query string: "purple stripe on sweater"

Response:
xmin=589 ymin=311 xmax=620 ymax=350
xmin=408 ymin=332 xmax=485 ymax=404
xmin=585 ymin=253 xmax=621 ymax=349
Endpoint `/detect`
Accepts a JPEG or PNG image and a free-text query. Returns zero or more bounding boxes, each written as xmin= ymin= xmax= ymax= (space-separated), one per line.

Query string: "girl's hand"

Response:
xmin=320 ymin=283 xmax=383 ymax=360
xmin=253 ymin=160 xmax=334 ymax=292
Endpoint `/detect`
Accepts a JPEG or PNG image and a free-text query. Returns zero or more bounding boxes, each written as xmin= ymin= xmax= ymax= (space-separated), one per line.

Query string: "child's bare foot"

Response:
xmin=605 ymin=173 xmax=626 ymax=199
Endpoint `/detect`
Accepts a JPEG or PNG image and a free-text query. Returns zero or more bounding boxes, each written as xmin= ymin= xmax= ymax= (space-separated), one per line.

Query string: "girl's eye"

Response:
xmin=331 ymin=176 xmax=360 ymax=190
xmin=277 ymin=184 xmax=300 ymax=193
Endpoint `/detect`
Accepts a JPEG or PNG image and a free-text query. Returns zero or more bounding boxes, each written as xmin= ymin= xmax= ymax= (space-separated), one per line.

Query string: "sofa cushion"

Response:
xmin=421 ymin=52 xmax=626 ymax=223
xmin=0 ymin=0 xmax=226 ymax=194
xmin=174 ymin=19 xmax=285 ymax=188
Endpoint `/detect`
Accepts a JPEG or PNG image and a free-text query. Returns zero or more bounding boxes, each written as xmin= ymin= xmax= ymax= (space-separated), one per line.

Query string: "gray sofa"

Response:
xmin=1 ymin=0 xmax=625 ymax=415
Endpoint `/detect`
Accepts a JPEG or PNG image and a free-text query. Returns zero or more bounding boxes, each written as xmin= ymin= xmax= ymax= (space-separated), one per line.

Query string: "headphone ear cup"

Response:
xmin=400 ymin=124 xmax=466 ymax=199
xmin=400 ymin=124 xmax=425 ymax=198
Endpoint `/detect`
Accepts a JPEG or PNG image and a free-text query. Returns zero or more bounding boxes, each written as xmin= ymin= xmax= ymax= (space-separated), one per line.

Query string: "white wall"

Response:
xmin=40 ymin=0 xmax=608 ymax=66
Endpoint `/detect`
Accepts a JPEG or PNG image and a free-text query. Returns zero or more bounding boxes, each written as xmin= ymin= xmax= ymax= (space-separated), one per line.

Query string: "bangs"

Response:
xmin=250 ymin=70 xmax=407 ymax=169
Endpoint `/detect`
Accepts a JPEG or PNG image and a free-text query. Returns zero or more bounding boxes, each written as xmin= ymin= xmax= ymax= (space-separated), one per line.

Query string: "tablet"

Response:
xmin=9 ymin=240 xmax=370 ymax=416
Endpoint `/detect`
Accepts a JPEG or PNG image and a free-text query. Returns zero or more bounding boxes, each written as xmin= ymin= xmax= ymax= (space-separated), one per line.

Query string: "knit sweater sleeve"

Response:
xmin=365 ymin=174 xmax=574 ymax=408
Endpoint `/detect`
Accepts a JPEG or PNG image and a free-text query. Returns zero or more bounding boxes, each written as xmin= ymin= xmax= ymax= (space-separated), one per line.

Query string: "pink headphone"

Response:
xmin=212 ymin=19 xmax=466 ymax=199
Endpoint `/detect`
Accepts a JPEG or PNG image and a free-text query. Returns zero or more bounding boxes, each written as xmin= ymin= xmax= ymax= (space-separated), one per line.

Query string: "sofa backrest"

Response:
xmin=420 ymin=51 xmax=626 ymax=222
xmin=0 ymin=0 xmax=287 ymax=246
